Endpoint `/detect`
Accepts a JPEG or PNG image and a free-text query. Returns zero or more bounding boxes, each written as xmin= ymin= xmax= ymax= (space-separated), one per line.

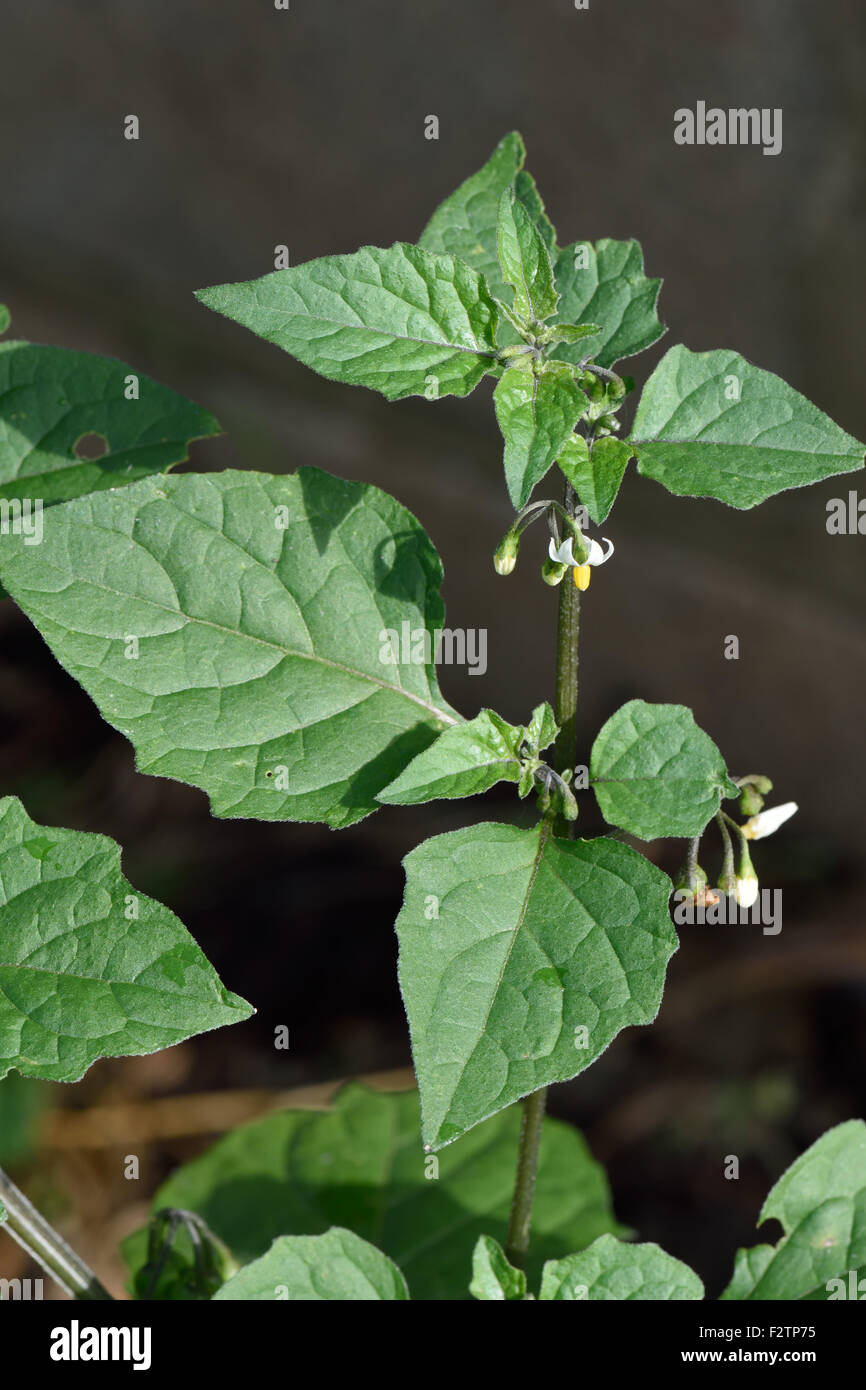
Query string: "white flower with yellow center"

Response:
xmin=548 ymin=534 xmax=614 ymax=590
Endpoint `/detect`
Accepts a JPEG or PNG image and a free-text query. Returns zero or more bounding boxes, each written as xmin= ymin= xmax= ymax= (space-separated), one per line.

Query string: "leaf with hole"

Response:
xmin=196 ymin=243 xmax=499 ymax=402
xmin=0 ymin=468 xmax=459 ymax=829
xmin=631 ymin=345 xmax=865 ymax=508
xmin=0 ymin=341 xmax=219 ymax=506
xmin=539 ymin=1235 xmax=704 ymax=1300
xmin=0 ymin=796 xmax=251 ymax=1083
xmin=590 ymin=700 xmax=739 ymax=839
xmin=396 ymin=822 xmax=676 ymax=1149
xmin=122 ymin=1081 xmax=623 ymax=1301
xmin=212 ymin=1229 xmax=409 ymax=1301
xmin=720 ymin=1120 xmax=866 ymax=1300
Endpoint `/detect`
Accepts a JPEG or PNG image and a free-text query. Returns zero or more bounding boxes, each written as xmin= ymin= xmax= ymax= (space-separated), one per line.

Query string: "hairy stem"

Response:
xmin=0 ymin=1166 xmax=114 ymax=1300
xmin=505 ymin=478 xmax=582 ymax=1272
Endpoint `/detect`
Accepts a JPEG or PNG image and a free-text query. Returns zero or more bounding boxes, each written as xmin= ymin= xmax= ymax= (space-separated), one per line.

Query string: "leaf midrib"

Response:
xmin=20 ymin=536 xmax=458 ymax=728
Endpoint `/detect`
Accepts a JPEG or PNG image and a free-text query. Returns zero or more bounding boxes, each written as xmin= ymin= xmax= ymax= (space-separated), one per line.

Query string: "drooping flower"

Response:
xmin=547 ymin=534 xmax=614 ymax=590
xmin=742 ymin=801 xmax=798 ymax=841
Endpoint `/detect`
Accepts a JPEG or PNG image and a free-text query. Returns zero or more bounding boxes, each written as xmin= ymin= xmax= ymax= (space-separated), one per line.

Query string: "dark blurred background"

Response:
xmin=0 ymin=0 xmax=864 ymax=1298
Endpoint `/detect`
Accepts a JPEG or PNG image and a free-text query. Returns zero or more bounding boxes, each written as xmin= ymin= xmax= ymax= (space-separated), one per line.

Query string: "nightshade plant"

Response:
xmin=0 ymin=132 xmax=864 ymax=1302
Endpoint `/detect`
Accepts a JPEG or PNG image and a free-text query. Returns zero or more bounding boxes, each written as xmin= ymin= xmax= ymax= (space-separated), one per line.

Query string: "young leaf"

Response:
xmin=0 ymin=341 xmax=220 ymax=506
xmin=396 ymin=822 xmax=676 ymax=1149
xmin=720 ymin=1120 xmax=866 ymax=1301
xmin=0 ymin=796 xmax=251 ymax=1083
xmin=631 ymin=345 xmax=866 ymax=508
xmin=418 ymin=132 xmax=556 ymax=306
xmin=196 ymin=243 xmax=499 ymax=402
xmin=496 ymin=190 xmax=558 ymax=324
xmin=539 ymin=1234 xmax=704 ymax=1301
xmin=551 ymin=239 xmax=665 ymax=370
xmin=470 ymin=1236 xmax=527 ymax=1301
xmin=557 ymin=435 xmax=634 ymax=525
xmin=590 ymin=700 xmax=738 ymax=839
xmin=0 ymin=467 xmax=459 ymax=829
xmin=212 ymin=1229 xmax=409 ymax=1301
xmin=494 ymin=362 xmax=589 ymax=508
xmin=378 ymin=709 xmax=525 ymax=805
xmin=123 ymin=1081 xmax=623 ymax=1302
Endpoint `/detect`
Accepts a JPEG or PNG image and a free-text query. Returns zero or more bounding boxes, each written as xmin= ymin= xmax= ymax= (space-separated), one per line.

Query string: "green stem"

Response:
xmin=505 ymin=477 xmax=582 ymax=1271
xmin=0 ymin=1166 xmax=114 ymax=1300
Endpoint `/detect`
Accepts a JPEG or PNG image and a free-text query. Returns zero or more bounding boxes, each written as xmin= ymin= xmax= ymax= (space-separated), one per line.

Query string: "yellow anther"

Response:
xmin=572 ymin=564 xmax=592 ymax=591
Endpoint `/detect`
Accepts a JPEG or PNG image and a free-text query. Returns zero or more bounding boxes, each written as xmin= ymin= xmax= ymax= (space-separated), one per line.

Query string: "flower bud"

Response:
xmin=674 ymin=862 xmax=708 ymax=901
xmin=494 ymin=530 xmax=520 ymax=576
xmin=717 ymin=865 xmax=737 ymax=898
xmin=738 ymin=784 xmax=764 ymax=818
xmin=542 ymin=557 xmax=567 ymax=585
xmin=734 ymin=843 xmax=759 ymax=907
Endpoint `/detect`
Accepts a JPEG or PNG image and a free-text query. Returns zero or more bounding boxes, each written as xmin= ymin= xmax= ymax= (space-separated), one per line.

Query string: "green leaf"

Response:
xmin=494 ymin=363 xmax=588 ymax=508
xmin=0 ymin=1074 xmax=52 ymax=1165
xmin=123 ymin=1081 xmax=623 ymax=1301
xmin=0 ymin=306 xmax=11 ymax=336
xmin=378 ymin=709 xmax=525 ymax=805
xmin=539 ymin=1235 xmax=704 ymax=1300
xmin=525 ymin=701 xmax=558 ymax=751
xmin=0 ymin=341 xmax=220 ymax=506
xmin=496 ymin=190 xmax=558 ymax=324
xmin=631 ymin=345 xmax=866 ymax=508
xmin=0 ymin=796 xmax=251 ymax=1083
xmin=557 ymin=435 xmax=633 ymax=525
xmin=196 ymin=243 xmax=498 ymax=402
xmin=591 ymin=700 xmax=738 ymax=840
xmin=418 ymin=132 xmax=556 ymax=307
xmin=470 ymin=1236 xmax=527 ymax=1300
xmin=213 ymin=1228 xmax=409 ymax=1301
xmin=550 ymin=239 xmax=665 ymax=370
xmin=396 ymin=822 xmax=676 ymax=1149
xmin=720 ymin=1121 xmax=866 ymax=1301
xmin=542 ymin=322 xmax=602 ymax=347
xmin=0 ymin=468 xmax=458 ymax=829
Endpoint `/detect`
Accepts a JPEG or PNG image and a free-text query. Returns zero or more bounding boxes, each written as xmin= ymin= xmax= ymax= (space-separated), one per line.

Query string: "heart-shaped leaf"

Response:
xmin=123 ymin=1081 xmax=623 ymax=1302
xmin=590 ymin=700 xmax=738 ymax=839
xmin=396 ymin=822 xmax=676 ymax=1148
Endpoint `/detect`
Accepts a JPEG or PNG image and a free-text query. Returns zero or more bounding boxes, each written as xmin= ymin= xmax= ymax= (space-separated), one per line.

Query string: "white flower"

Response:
xmin=548 ymin=535 xmax=614 ymax=589
xmin=548 ymin=535 xmax=614 ymax=567
xmin=742 ymin=801 xmax=798 ymax=841
xmin=735 ymin=871 xmax=760 ymax=908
